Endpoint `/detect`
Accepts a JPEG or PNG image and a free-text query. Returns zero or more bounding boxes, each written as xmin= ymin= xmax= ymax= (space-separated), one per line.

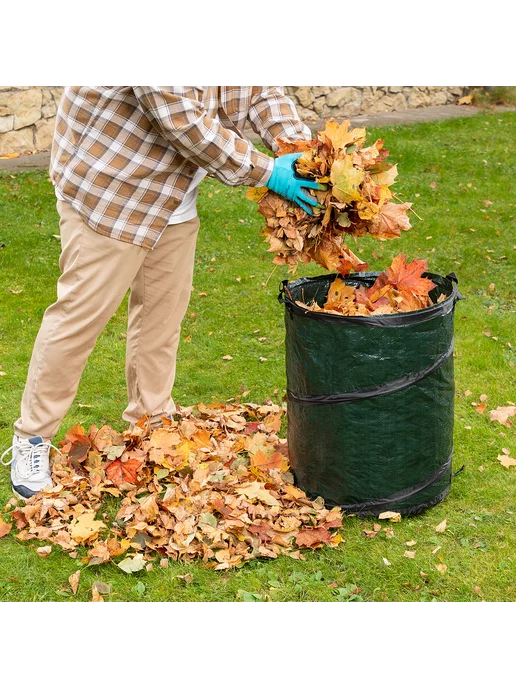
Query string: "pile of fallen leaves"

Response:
xmin=248 ymin=119 xmax=413 ymax=275
xmin=297 ymin=254 xmax=442 ymax=316
xmin=2 ymin=403 xmax=343 ymax=571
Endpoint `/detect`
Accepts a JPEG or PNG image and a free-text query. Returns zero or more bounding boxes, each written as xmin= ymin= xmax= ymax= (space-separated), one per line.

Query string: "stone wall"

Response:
xmin=0 ymin=86 xmax=470 ymax=156
xmin=285 ymin=86 xmax=470 ymax=122
xmin=0 ymin=86 xmax=64 ymax=156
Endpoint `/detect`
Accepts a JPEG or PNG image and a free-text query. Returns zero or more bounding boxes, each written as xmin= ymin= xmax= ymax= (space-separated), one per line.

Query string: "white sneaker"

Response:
xmin=1 ymin=435 xmax=56 ymax=500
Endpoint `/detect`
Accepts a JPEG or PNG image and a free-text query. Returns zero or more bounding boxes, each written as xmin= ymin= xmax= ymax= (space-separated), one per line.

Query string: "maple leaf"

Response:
xmin=69 ymin=511 xmax=106 ymax=543
xmin=384 ymin=254 xmax=435 ymax=295
xmin=331 ymin=156 xmax=365 ymax=204
xmin=320 ymin=119 xmax=366 ymax=150
xmin=369 ymin=202 xmax=412 ymax=240
xmin=106 ymin=458 xmax=142 ymax=487
xmin=490 ymin=406 xmax=516 ymax=427
xmin=497 ymin=454 xmax=516 ymax=468
xmin=296 ymin=527 xmax=332 ymax=548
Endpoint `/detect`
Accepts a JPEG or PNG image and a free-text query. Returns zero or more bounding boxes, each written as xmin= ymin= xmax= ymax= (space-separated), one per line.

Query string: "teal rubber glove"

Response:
xmin=266 ymin=153 xmax=319 ymax=215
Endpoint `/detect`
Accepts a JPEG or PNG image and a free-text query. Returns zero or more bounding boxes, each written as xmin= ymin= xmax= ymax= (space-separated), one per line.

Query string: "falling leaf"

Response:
xmin=475 ymin=403 xmax=487 ymax=415
xmin=117 ymin=553 xmax=146 ymax=573
xmin=464 ymin=390 xmax=472 ymax=397
xmin=222 ymin=355 xmax=233 ymax=361
xmin=457 ymin=95 xmax=473 ymax=105
xmin=36 ymin=546 xmax=52 ymax=558
xmin=378 ymin=511 xmax=402 ymax=522
xmin=9 ymin=289 xmax=23 ymax=295
xmin=479 ymin=394 xmax=488 ymax=402
xmin=435 ymin=519 xmax=447 ymax=533
xmin=382 ymin=557 xmax=391 ymax=566
xmin=435 ymin=563 xmax=448 ymax=574
xmin=69 ymin=570 xmax=81 ymax=594
xmin=405 ymin=540 xmax=417 ymax=547
xmin=404 ymin=550 xmax=416 ymax=558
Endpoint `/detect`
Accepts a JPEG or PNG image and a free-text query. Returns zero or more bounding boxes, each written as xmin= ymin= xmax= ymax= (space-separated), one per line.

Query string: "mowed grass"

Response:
xmin=0 ymin=111 xmax=514 ymax=602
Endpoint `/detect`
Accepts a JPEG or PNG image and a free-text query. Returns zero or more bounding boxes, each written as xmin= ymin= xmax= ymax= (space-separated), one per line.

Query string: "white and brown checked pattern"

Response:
xmin=50 ymin=86 xmax=312 ymax=249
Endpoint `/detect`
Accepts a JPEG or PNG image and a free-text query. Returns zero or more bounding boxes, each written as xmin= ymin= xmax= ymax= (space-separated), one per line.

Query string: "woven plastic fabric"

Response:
xmin=279 ymin=271 xmax=464 ymax=516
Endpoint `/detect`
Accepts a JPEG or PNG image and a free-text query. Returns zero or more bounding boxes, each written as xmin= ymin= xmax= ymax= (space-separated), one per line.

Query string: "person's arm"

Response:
xmin=132 ymin=86 xmax=273 ymax=187
xmin=247 ymin=86 xmax=313 ymax=152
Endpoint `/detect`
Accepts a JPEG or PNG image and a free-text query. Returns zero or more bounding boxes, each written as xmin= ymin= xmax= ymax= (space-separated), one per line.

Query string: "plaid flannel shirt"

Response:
xmin=50 ymin=86 xmax=311 ymax=248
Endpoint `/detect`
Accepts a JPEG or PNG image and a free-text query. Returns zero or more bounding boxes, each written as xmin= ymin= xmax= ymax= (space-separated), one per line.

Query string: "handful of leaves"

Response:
xmin=297 ymin=254 xmax=442 ymax=316
xmin=248 ymin=119 xmax=413 ymax=275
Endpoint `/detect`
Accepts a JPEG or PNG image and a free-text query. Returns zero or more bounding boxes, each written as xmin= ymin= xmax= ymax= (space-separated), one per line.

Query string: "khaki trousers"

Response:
xmin=14 ymin=200 xmax=199 ymax=440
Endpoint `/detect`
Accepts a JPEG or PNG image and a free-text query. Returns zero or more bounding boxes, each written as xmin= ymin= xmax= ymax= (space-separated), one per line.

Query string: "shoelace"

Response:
xmin=0 ymin=440 xmax=61 ymax=479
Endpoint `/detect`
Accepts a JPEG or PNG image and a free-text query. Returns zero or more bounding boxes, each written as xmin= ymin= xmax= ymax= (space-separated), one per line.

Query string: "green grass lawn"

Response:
xmin=0 ymin=111 xmax=515 ymax=602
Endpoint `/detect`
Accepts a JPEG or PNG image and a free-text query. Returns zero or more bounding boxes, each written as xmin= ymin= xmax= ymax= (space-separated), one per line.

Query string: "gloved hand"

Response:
xmin=265 ymin=153 xmax=320 ymax=215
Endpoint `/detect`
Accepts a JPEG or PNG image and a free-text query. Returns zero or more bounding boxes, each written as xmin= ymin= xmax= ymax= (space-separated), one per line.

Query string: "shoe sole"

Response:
xmin=11 ymin=486 xmax=37 ymax=501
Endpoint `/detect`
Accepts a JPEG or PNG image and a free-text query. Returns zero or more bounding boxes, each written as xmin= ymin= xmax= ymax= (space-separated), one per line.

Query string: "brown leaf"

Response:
xmin=36 ymin=546 xmax=52 ymax=558
xmin=435 ymin=519 xmax=447 ymax=533
xmin=69 ymin=570 xmax=81 ymax=595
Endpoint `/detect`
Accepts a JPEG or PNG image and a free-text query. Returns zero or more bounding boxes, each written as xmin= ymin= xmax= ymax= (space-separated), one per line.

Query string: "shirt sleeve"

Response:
xmin=132 ymin=86 xmax=274 ymax=187
xmin=247 ymin=87 xmax=314 ymax=153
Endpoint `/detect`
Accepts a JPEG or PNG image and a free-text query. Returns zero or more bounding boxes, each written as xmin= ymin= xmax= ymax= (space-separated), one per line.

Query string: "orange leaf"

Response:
xmin=296 ymin=527 xmax=332 ymax=548
xmin=385 ymin=254 xmax=435 ymax=296
xmin=251 ymin=450 xmax=287 ymax=472
xmin=0 ymin=517 xmax=12 ymax=539
xmin=106 ymin=458 xmax=142 ymax=487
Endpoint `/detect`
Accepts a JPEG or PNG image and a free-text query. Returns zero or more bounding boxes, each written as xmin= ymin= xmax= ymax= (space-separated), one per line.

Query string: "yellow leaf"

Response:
xmin=330 ymin=156 xmax=365 ymax=204
xmin=246 ymin=186 xmax=269 ymax=203
xmin=371 ymin=164 xmax=398 ymax=187
xmin=378 ymin=511 xmax=402 ymax=522
xmin=457 ymin=95 xmax=473 ymax=105
xmin=235 ymin=482 xmax=280 ymax=506
xmin=69 ymin=511 xmax=106 ymax=543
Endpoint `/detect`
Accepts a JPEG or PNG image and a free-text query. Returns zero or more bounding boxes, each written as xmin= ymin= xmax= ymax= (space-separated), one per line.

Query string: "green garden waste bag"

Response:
xmin=279 ymin=271 xmax=464 ymax=516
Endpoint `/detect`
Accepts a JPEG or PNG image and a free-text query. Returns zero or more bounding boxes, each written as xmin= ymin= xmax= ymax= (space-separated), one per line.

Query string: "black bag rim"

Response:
xmin=279 ymin=271 xmax=464 ymax=327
